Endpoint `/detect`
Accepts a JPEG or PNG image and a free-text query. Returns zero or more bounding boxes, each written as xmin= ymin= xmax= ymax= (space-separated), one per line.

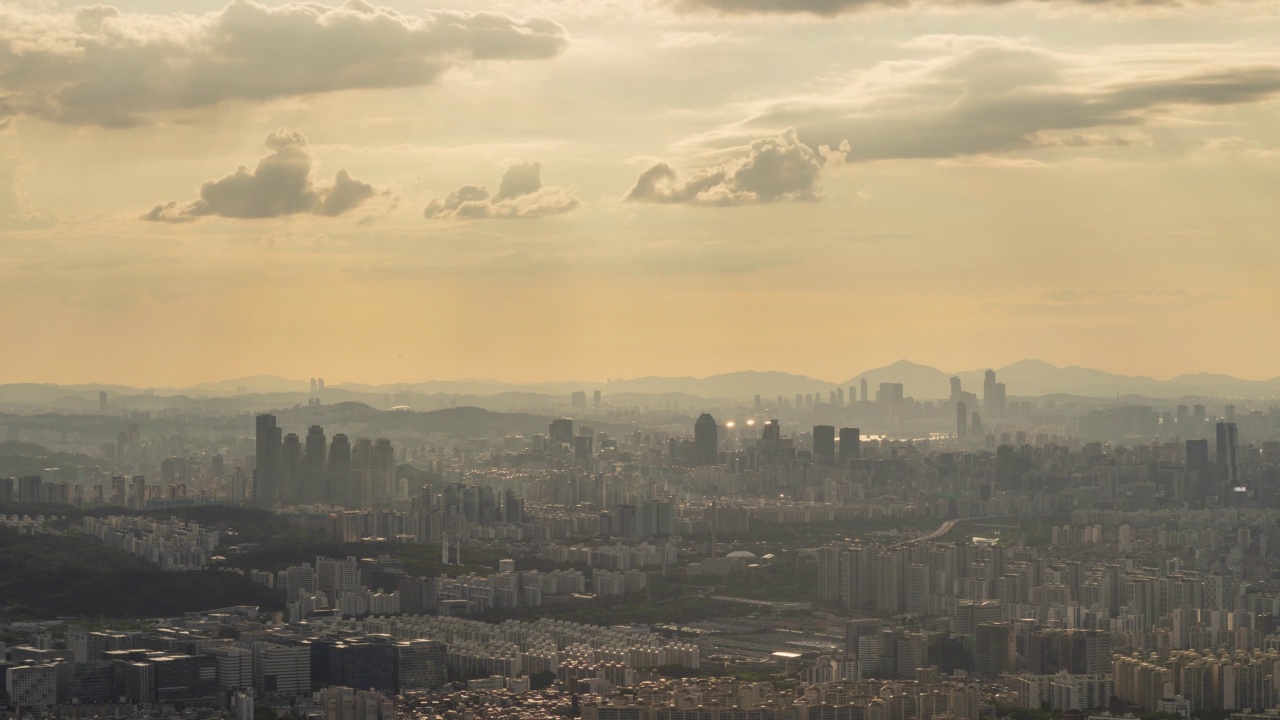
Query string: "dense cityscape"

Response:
xmin=2 ymin=364 xmax=1279 ymax=720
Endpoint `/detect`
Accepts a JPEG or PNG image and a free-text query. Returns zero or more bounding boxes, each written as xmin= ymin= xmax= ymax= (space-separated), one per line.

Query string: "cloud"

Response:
xmin=144 ymin=129 xmax=377 ymax=222
xmin=685 ymin=40 xmax=1280 ymax=163
xmin=0 ymin=1 xmax=568 ymax=127
xmin=673 ymin=0 xmax=1222 ymax=15
xmin=626 ymin=129 xmax=850 ymax=206
xmin=424 ymin=162 xmax=581 ymax=219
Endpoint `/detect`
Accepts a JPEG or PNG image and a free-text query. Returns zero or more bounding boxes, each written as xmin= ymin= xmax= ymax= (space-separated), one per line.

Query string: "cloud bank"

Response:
xmin=0 ymin=1 xmax=568 ymax=127
xmin=674 ymin=0 xmax=1220 ymax=15
xmin=145 ymin=129 xmax=377 ymax=222
xmin=626 ymin=129 xmax=849 ymax=206
xmin=424 ymin=163 xmax=581 ymax=219
xmin=688 ymin=40 xmax=1280 ymax=163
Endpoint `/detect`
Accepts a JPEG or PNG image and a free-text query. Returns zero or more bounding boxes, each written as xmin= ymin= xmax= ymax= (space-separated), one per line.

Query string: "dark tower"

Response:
xmin=839 ymin=428 xmax=861 ymax=459
xmin=254 ymin=414 xmax=282 ymax=506
xmin=305 ymin=425 xmax=327 ymax=503
xmin=328 ymin=433 xmax=352 ymax=508
xmin=813 ymin=425 xmax=836 ymax=466
xmin=694 ymin=414 xmax=718 ymax=467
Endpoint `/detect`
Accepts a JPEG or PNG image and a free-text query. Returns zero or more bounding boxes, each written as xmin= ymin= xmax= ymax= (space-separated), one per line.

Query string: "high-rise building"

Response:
xmin=254 ymin=414 xmax=282 ymax=507
xmin=549 ymin=418 xmax=574 ymax=453
xmin=694 ymin=414 xmax=718 ymax=466
xmin=281 ymin=433 xmax=302 ymax=504
xmin=592 ymin=390 xmax=602 ymax=411
xmin=878 ymin=383 xmax=905 ymax=428
xmin=328 ymin=434 xmax=352 ymax=507
xmin=305 ymin=425 xmax=328 ymax=503
xmin=571 ymin=391 xmax=587 ymax=410
xmin=957 ymin=401 xmax=968 ymax=439
xmin=1186 ymin=439 xmax=1210 ymax=501
xmin=839 ymin=428 xmax=860 ymax=459
xmin=950 ymin=377 xmax=962 ymax=400
xmin=99 ymin=391 xmax=108 ymax=413
xmin=1216 ymin=421 xmax=1240 ymax=495
xmin=813 ymin=425 xmax=836 ymax=466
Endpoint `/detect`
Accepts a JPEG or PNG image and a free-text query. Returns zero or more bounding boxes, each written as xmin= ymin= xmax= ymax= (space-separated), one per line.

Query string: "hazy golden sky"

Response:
xmin=2 ymin=0 xmax=1279 ymax=386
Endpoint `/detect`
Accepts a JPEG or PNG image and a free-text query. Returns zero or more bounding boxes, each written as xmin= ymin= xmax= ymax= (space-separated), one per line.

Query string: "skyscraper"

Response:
xmin=813 ymin=425 xmax=836 ymax=466
xmin=305 ymin=425 xmax=328 ymax=503
xmin=950 ymin=376 xmax=962 ymax=400
xmin=839 ymin=428 xmax=861 ymax=459
xmin=694 ymin=413 xmax=718 ymax=466
xmin=254 ymin=414 xmax=282 ymax=507
xmin=328 ymin=434 xmax=352 ymax=508
xmin=281 ymin=432 xmax=302 ymax=504
xmin=956 ymin=401 xmax=968 ymax=439
xmin=549 ymin=418 xmax=574 ymax=454
xmin=1216 ymin=421 xmax=1240 ymax=495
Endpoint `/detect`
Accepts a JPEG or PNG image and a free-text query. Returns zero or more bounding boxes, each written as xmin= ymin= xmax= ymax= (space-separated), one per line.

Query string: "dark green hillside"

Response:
xmin=0 ymin=528 xmax=283 ymax=619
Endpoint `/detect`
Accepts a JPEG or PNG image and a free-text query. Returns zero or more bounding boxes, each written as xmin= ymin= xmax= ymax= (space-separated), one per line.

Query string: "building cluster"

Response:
xmin=252 ymin=414 xmax=399 ymax=509
xmin=79 ymin=515 xmax=220 ymax=569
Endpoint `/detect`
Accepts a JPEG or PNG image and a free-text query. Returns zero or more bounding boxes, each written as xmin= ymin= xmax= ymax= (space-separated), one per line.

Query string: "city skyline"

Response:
xmin=2 ymin=0 xmax=1280 ymax=387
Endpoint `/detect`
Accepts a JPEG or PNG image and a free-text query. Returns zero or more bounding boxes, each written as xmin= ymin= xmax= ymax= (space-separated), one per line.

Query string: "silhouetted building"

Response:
xmin=813 ymin=425 xmax=836 ymax=466
xmin=694 ymin=413 xmax=718 ymax=466
xmin=328 ymin=434 xmax=352 ymax=507
xmin=254 ymin=414 xmax=282 ymax=506
xmin=839 ymin=427 xmax=861 ymax=460
xmin=305 ymin=425 xmax=328 ymax=503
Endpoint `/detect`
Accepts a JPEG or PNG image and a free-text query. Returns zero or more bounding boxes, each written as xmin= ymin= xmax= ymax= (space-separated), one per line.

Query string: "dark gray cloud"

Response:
xmin=626 ymin=129 xmax=849 ymax=206
xmin=0 ymin=1 xmax=568 ymax=127
xmin=144 ymin=129 xmax=377 ymax=222
xmin=424 ymin=162 xmax=581 ymax=219
xmin=699 ymin=43 xmax=1280 ymax=162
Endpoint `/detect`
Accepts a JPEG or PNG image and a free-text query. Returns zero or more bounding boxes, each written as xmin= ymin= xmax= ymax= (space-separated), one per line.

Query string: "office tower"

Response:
xmin=1216 ymin=421 xmax=1240 ymax=494
xmin=99 ymin=391 xmax=107 ymax=412
xmin=754 ymin=395 xmax=763 ymax=411
xmin=571 ymin=391 xmax=587 ymax=409
xmin=950 ymin=376 xmax=962 ymax=400
xmin=328 ymin=434 xmax=352 ymax=508
xmin=593 ymin=390 xmax=601 ymax=411
xmin=549 ymin=418 xmax=574 ymax=453
xmin=310 ymin=378 xmax=317 ymax=394
xmin=957 ymin=401 xmax=968 ymax=439
xmin=983 ymin=369 xmax=996 ymax=410
xmin=836 ymin=387 xmax=845 ymax=406
xmin=971 ymin=412 xmax=984 ymax=438
xmin=317 ymin=378 xmax=325 ymax=392
xmin=254 ymin=414 xmax=282 ymax=506
xmin=839 ymin=428 xmax=860 ymax=459
xmin=1185 ymin=439 xmax=1210 ymax=501
xmin=375 ymin=439 xmax=396 ymax=500
xmin=694 ymin=413 xmax=718 ymax=466
xmin=860 ymin=379 xmax=868 ymax=407
xmin=305 ymin=425 xmax=327 ymax=503
xmin=1193 ymin=404 xmax=1206 ymax=429
xmin=1225 ymin=404 xmax=1236 ymax=423
xmin=574 ymin=435 xmax=593 ymax=460
xmin=281 ymin=433 xmax=302 ymax=504
xmin=813 ymin=425 xmax=836 ymax=466
xmin=829 ymin=390 xmax=838 ymax=405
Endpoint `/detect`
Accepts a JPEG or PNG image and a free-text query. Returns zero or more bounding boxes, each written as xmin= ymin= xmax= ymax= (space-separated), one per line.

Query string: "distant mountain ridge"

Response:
xmin=2 ymin=360 xmax=1278 ymax=406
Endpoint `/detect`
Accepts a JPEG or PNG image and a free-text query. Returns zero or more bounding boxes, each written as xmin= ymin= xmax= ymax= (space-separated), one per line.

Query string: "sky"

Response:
xmin=2 ymin=0 xmax=1279 ymax=387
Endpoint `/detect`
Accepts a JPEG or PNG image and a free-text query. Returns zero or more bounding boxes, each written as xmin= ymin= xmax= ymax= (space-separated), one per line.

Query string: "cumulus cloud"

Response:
xmin=626 ymin=129 xmax=850 ymax=206
xmin=424 ymin=162 xmax=580 ymax=219
xmin=0 ymin=1 xmax=568 ymax=127
xmin=685 ymin=40 xmax=1280 ymax=163
xmin=144 ymin=129 xmax=377 ymax=222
